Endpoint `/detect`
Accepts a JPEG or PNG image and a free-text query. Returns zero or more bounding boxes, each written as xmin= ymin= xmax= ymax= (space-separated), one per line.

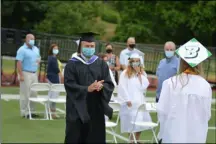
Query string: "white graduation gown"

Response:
xmin=118 ymin=70 xmax=152 ymax=133
xmin=157 ymin=74 xmax=212 ymax=143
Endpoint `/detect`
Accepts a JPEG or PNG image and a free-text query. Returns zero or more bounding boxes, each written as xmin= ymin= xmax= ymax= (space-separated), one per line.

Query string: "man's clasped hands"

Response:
xmin=88 ymin=80 xmax=104 ymax=92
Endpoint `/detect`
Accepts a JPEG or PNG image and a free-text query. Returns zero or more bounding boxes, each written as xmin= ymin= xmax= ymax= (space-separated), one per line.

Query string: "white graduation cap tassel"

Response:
xmin=76 ymin=39 xmax=80 ymax=46
xmin=175 ymin=38 xmax=212 ymax=67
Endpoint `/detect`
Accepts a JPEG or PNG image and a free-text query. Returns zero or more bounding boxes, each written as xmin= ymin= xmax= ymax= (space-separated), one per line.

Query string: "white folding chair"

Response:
xmin=28 ymin=83 xmax=50 ymax=120
xmin=113 ymin=86 xmax=118 ymax=95
xmin=130 ymin=103 xmax=159 ymax=144
xmin=111 ymin=86 xmax=121 ymax=102
xmin=106 ymin=102 xmax=121 ymax=143
xmin=48 ymin=84 xmax=66 ymax=120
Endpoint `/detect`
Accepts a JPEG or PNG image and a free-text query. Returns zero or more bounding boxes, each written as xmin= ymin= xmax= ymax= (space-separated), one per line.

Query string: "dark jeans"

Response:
xmin=156 ymin=97 xmax=159 ymax=103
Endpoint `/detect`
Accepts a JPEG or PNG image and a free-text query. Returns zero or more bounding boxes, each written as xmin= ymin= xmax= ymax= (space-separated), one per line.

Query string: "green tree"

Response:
xmin=34 ymin=1 xmax=104 ymax=35
xmin=1 ymin=1 xmax=49 ymax=29
xmin=112 ymin=1 xmax=216 ymax=46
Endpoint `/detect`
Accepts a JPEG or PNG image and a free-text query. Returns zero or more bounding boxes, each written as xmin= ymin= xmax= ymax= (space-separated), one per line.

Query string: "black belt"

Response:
xmin=23 ymin=70 xmax=36 ymax=73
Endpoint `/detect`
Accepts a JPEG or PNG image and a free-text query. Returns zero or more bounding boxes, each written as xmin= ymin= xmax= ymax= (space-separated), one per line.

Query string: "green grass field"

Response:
xmin=1 ymin=87 xmax=216 ymax=98
xmin=1 ymin=87 xmax=216 ymax=143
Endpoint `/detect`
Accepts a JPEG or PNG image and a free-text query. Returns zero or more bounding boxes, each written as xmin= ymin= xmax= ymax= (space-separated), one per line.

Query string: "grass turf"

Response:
xmin=1 ymin=100 xmax=215 ymax=143
xmin=0 ymin=87 xmax=156 ymax=98
xmin=1 ymin=87 xmax=216 ymax=99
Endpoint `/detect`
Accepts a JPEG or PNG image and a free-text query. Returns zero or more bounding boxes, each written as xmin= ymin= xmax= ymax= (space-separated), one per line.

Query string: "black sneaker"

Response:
xmin=32 ymin=114 xmax=40 ymax=118
xmin=22 ymin=114 xmax=40 ymax=119
xmin=22 ymin=115 xmax=30 ymax=119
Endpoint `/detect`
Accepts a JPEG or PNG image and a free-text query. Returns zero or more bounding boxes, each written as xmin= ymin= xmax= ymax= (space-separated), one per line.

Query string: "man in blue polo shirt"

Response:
xmin=156 ymin=41 xmax=180 ymax=103
xmin=16 ymin=34 xmax=41 ymax=118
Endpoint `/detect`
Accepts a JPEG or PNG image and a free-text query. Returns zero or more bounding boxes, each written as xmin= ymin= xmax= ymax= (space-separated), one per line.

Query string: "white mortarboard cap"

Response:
xmin=129 ymin=53 xmax=141 ymax=60
xmin=175 ymin=38 xmax=212 ymax=67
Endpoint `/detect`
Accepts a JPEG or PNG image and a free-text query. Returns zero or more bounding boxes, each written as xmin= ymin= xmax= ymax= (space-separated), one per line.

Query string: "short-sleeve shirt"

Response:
xmin=119 ymin=48 xmax=144 ymax=67
xmin=15 ymin=43 xmax=40 ymax=72
xmin=156 ymin=56 xmax=180 ymax=99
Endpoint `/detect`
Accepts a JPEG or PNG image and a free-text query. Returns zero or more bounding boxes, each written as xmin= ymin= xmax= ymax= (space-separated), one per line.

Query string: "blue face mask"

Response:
xmin=53 ymin=49 xmax=59 ymax=55
xmin=165 ymin=51 xmax=174 ymax=58
xmin=29 ymin=40 xmax=35 ymax=47
xmin=82 ymin=47 xmax=95 ymax=57
xmin=131 ymin=61 xmax=140 ymax=67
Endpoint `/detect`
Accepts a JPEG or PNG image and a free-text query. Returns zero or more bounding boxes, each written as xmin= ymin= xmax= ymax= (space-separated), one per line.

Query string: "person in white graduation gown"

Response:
xmin=157 ymin=39 xmax=212 ymax=143
xmin=118 ymin=53 xmax=152 ymax=142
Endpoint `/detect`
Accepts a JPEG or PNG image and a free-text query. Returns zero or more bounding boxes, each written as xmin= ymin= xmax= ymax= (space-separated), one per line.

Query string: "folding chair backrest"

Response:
xmin=113 ymin=86 xmax=118 ymax=95
xmin=145 ymin=102 xmax=157 ymax=111
xmin=109 ymin=102 xmax=121 ymax=111
xmin=30 ymin=83 xmax=50 ymax=92
xmin=137 ymin=103 xmax=157 ymax=112
xmin=109 ymin=102 xmax=121 ymax=124
xmin=50 ymin=84 xmax=66 ymax=92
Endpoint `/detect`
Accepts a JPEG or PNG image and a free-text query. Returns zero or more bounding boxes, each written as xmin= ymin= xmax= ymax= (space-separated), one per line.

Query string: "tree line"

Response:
xmin=2 ymin=1 xmax=216 ymax=46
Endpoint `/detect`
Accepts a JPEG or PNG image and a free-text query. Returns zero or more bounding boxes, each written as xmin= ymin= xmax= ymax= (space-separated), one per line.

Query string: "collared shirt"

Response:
xmin=156 ymin=56 xmax=180 ymax=99
xmin=119 ymin=48 xmax=144 ymax=67
xmin=15 ymin=43 xmax=40 ymax=72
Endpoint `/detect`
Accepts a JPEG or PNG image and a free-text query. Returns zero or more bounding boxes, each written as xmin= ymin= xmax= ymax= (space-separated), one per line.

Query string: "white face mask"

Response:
xmin=131 ymin=61 xmax=141 ymax=67
xmin=165 ymin=51 xmax=174 ymax=58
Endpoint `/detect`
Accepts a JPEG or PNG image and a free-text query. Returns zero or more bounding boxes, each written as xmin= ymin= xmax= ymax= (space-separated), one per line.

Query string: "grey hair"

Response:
xmin=164 ymin=41 xmax=176 ymax=49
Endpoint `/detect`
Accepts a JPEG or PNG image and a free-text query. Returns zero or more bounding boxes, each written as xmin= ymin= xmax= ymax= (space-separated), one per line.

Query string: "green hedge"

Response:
xmin=101 ymin=10 xmax=120 ymax=24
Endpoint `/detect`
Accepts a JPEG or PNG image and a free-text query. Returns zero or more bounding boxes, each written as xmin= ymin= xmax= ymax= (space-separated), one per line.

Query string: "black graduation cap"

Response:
xmin=77 ymin=32 xmax=100 ymax=53
xmin=79 ymin=32 xmax=99 ymax=42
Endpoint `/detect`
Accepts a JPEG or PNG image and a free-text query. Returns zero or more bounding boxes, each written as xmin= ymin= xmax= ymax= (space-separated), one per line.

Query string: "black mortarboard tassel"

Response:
xmin=77 ymin=32 xmax=99 ymax=53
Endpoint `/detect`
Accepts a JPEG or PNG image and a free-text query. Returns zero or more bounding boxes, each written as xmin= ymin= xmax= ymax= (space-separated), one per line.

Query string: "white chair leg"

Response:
xmin=28 ymin=101 xmax=32 ymax=120
xmin=44 ymin=102 xmax=49 ymax=120
xmin=151 ymin=126 xmax=159 ymax=143
xmin=132 ymin=133 xmax=137 ymax=144
xmin=151 ymin=121 xmax=159 ymax=142
xmin=48 ymin=102 xmax=53 ymax=120
xmin=111 ymin=128 xmax=117 ymax=143
xmin=152 ymin=128 xmax=158 ymax=143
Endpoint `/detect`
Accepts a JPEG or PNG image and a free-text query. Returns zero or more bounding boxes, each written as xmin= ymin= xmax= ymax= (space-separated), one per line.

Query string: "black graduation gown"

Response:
xmin=64 ymin=57 xmax=114 ymax=143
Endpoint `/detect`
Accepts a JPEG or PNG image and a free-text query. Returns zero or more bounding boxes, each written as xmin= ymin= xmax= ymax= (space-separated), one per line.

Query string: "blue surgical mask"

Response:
xmin=53 ymin=49 xmax=59 ymax=55
xmin=165 ymin=51 xmax=174 ymax=58
xmin=82 ymin=47 xmax=95 ymax=57
xmin=131 ymin=61 xmax=140 ymax=67
xmin=29 ymin=40 xmax=35 ymax=47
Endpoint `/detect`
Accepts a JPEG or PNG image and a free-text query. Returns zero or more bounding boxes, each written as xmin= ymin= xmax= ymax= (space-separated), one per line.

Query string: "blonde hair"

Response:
xmin=171 ymin=58 xmax=204 ymax=89
xmin=125 ymin=58 xmax=144 ymax=78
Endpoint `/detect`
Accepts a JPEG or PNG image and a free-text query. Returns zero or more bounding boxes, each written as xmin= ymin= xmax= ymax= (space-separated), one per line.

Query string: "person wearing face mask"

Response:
xmin=118 ymin=53 xmax=151 ymax=143
xmin=64 ymin=32 xmax=114 ymax=143
xmin=46 ymin=44 xmax=62 ymax=119
xmin=16 ymin=34 xmax=41 ymax=119
xmin=119 ymin=37 xmax=144 ymax=72
xmin=155 ymin=41 xmax=180 ymax=103
xmin=157 ymin=39 xmax=212 ymax=143
xmin=97 ymin=53 xmax=117 ymax=88
xmin=105 ymin=43 xmax=120 ymax=84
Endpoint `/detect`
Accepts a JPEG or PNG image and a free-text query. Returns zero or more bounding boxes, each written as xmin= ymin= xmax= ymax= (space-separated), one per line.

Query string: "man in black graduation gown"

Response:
xmin=64 ymin=32 xmax=114 ymax=143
